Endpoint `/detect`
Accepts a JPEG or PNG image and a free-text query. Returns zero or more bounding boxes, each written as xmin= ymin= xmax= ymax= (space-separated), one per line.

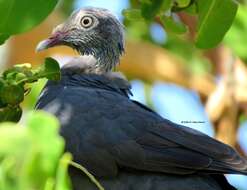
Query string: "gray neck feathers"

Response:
xmin=61 ymin=55 xmax=118 ymax=75
xmin=74 ymin=34 xmax=124 ymax=73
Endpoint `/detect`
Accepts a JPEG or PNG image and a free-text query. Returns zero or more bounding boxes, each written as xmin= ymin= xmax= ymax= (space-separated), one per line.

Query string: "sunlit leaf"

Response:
xmin=196 ymin=0 xmax=238 ymax=48
xmin=184 ymin=2 xmax=197 ymax=14
xmin=176 ymin=0 xmax=191 ymax=7
xmin=22 ymin=111 xmax=65 ymax=189
xmin=224 ymin=5 xmax=247 ymax=61
xmin=0 ymin=111 xmax=71 ymax=189
xmin=0 ymin=124 xmax=27 ymax=154
xmin=160 ymin=15 xmax=187 ymax=34
xmin=27 ymin=111 xmax=60 ymax=138
xmin=22 ymin=79 xmax=47 ymax=109
xmin=55 ymin=153 xmax=72 ymax=190
xmin=161 ymin=0 xmax=173 ymax=12
xmin=3 ymin=63 xmax=33 ymax=82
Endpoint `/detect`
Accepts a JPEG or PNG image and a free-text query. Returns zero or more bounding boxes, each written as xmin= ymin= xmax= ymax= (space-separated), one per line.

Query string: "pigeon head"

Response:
xmin=36 ymin=7 xmax=125 ymax=72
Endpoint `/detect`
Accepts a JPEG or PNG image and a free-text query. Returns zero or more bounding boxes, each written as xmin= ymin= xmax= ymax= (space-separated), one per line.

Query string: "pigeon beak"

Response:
xmin=36 ymin=32 xmax=67 ymax=52
xmin=36 ymin=39 xmax=53 ymax=52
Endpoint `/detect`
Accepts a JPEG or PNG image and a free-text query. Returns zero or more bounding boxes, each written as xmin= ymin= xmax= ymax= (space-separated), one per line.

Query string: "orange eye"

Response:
xmin=80 ymin=16 xmax=94 ymax=28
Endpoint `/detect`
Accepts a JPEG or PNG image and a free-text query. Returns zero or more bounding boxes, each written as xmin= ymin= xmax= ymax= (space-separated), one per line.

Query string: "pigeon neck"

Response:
xmin=77 ymin=40 xmax=123 ymax=73
xmin=61 ymin=56 xmax=115 ymax=75
xmin=93 ymin=54 xmax=119 ymax=74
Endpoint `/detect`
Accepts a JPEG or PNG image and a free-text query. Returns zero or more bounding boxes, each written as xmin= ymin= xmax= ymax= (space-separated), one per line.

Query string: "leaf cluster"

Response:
xmin=123 ymin=0 xmax=238 ymax=48
xmin=0 ymin=58 xmax=60 ymax=122
xmin=0 ymin=111 xmax=71 ymax=190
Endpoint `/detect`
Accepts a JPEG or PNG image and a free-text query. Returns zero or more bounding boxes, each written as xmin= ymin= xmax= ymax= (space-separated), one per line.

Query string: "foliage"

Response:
xmin=0 ymin=111 xmax=71 ymax=190
xmin=195 ymin=0 xmax=238 ymax=48
xmin=0 ymin=0 xmax=60 ymax=122
xmin=224 ymin=5 xmax=247 ymax=62
xmin=0 ymin=110 xmax=105 ymax=190
xmin=0 ymin=58 xmax=60 ymax=122
xmin=123 ymin=0 xmax=238 ymax=48
xmin=0 ymin=0 xmax=246 ymax=189
xmin=0 ymin=0 xmax=58 ymax=44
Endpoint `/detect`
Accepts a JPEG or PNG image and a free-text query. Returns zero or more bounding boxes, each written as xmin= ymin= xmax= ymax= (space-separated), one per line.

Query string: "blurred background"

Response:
xmin=1 ymin=0 xmax=247 ymax=189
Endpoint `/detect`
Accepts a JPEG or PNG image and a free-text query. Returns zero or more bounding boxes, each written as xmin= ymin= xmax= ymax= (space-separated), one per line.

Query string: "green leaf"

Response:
xmin=176 ymin=0 xmax=191 ymax=7
xmin=141 ymin=0 xmax=166 ymax=20
xmin=55 ymin=153 xmax=72 ymax=190
xmin=27 ymin=111 xmax=60 ymax=140
xmin=224 ymin=5 xmax=247 ymax=61
xmin=0 ymin=33 xmax=9 ymax=45
xmin=0 ymin=105 xmax=22 ymax=122
xmin=139 ymin=0 xmax=152 ymax=3
xmin=14 ymin=63 xmax=32 ymax=70
xmin=160 ymin=15 xmax=188 ymax=34
xmin=38 ymin=57 xmax=61 ymax=81
xmin=0 ymin=84 xmax=24 ymax=105
xmin=196 ymin=0 xmax=238 ymax=48
xmin=161 ymin=0 xmax=173 ymax=12
xmin=22 ymin=111 xmax=64 ymax=189
xmin=0 ymin=111 xmax=72 ymax=190
xmin=122 ymin=9 xmax=144 ymax=21
xmin=3 ymin=63 xmax=33 ymax=82
xmin=0 ymin=79 xmax=6 ymax=108
xmin=0 ymin=0 xmax=58 ymax=35
xmin=0 ymin=124 xmax=27 ymax=153
xmin=44 ymin=178 xmax=55 ymax=190
xmin=239 ymin=113 xmax=247 ymax=125
xmin=184 ymin=2 xmax=197 ymax=14
xmin=22 ymin=78 xmax=47 ymax=110
xmin=0 ymin=58 xmax=60 ymax=123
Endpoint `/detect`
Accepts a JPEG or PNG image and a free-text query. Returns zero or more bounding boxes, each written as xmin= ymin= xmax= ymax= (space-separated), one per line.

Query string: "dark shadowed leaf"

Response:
xmin=0 ymin=33 xmax=9 ymax=45
xmin=195 ymin=0 xmax=238 ymax=48
xmin=0 ymin=84 xmax=24 ymax=105
xmin=39 ymin=57 xmax=61 ymax=81
xmin=139 ymin=0 xmax=152 ymax=3
xmin=141 ymin=0 xmax=167 ymax=20
xmin=0 ymin=105 xmax=22 ymax=122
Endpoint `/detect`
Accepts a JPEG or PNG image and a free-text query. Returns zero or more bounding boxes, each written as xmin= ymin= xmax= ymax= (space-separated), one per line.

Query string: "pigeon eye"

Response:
xmin=80 ymin=16 xmax=94 ymax=28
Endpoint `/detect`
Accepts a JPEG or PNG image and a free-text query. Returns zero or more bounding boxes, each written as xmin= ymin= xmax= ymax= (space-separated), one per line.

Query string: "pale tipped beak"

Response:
xmin=36 ymin=39 xmax=53 ymax=52
xmin=36 ymin=31 xmax=67 ymax=52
